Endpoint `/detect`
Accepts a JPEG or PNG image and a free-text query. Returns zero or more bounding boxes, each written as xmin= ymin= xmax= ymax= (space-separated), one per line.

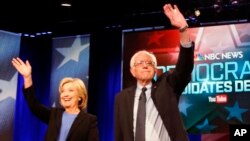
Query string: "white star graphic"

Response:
xmin=198 ymin=25 xmax=235 ymax=53
xmin=0 ymin=72 xmax=18 ymax=101
xmin=230 ymin=24 xmax=250 ymax=47
xmin=209 ymin=41 xmax=229 ymax=53
xmin=52 ymin=101 xmax=56 ymax=107
xmin=179 ymin=100 xmax=192 ymax=116
xmin=56 ymin=36 xmax=89 ymax=68
xmin=194 ymin=27 xmax=204 ymax=47
xmin=237 ymin=24 xmax=250 ymax=37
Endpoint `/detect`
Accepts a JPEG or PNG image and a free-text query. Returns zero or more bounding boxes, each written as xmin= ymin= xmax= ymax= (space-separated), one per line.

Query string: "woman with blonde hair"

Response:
xmin=12 ymin=57 xmax=99 ymax=141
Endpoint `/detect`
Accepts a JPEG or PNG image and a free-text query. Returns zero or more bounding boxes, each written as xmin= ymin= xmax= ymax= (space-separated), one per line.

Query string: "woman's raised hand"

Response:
xmin=12 ymin=57 xmax=32 ymax=78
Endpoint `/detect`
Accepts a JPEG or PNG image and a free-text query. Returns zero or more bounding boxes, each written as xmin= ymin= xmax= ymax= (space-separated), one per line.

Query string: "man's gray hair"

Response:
xmin=130 ymin=50 xmax=157 ymax=68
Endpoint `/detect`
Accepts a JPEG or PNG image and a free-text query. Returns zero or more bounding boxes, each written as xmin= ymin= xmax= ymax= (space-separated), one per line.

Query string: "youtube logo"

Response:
xmin=216 ymin=94 xmax=228 ymax=103
xmin=208 ymin=94 xmax=228 ymax=104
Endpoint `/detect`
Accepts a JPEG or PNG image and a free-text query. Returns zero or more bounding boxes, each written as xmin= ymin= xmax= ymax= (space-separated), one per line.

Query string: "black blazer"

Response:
xmin=114 ymin=44 xmax=194 ymax=141
xmin=23 ymin=86 xmax=99 ymax=141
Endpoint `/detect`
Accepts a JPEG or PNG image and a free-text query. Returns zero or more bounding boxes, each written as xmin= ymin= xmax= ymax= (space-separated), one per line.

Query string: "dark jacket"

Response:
xmin=114 ymin=44 xmax=194 ymax=141
xmin=23 ymin=86 xmax=99 ymax=141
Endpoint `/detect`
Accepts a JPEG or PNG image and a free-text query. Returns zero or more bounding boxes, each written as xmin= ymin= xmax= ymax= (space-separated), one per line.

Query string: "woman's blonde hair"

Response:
xmin=58 ymin=77 xmax=88 ymax=110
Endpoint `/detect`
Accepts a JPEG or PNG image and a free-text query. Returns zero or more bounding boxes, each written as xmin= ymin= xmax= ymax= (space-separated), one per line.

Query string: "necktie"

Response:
xmin=135 ymin=87 xmax=147 ymax=141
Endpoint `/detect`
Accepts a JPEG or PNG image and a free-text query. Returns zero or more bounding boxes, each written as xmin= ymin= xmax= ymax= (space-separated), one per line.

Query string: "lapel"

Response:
xmin=55 ymin=109 xmax=64 ymax=139
xmin=126 ymin=86 xmax=136 ymax=134
xmin=67 ymin=111 xmax=86 ymax=139
xmin=151 ymin=81 xmax=157 ymax=102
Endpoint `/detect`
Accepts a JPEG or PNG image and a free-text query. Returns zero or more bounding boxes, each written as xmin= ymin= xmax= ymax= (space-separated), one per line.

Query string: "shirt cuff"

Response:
xmin=180 ymin=41 xmax=192 ymax=48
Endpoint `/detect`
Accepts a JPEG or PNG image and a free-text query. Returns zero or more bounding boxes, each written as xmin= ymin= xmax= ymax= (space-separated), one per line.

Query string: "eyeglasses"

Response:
xmin=134 ymin=61 xmax=155 ymax=67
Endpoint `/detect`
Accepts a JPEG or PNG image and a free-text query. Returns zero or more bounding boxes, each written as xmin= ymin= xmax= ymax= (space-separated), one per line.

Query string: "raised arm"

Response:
xmin=12 ymin=57 xmax=33 ymax=88
xmin=163 ymin=4 xmax=190 ymax=45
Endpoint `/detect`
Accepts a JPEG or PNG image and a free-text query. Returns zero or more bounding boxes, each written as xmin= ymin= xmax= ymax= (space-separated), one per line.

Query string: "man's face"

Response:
xmin=130 ymin=53 xmax=156 ymax=83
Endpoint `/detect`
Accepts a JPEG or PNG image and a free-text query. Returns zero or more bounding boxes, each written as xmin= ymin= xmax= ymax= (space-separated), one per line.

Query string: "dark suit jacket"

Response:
xmin=114 ymin=44 xmax=194 ymax=141
xmin=23 ymin=86 xmax=99 ymax=141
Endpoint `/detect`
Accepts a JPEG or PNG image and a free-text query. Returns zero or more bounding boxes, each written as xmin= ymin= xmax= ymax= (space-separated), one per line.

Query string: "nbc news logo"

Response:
xmin=194 ymin=51 xmax=243 ymax=61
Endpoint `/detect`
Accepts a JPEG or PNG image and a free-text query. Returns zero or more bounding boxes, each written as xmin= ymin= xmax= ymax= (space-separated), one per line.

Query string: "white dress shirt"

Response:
xmin=133 ymin=82 xmax=171 ymax=141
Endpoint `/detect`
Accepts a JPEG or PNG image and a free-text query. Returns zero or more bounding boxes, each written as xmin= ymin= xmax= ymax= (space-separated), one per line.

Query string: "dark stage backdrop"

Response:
xmin=122 ymin=23 xmax=250 ymax=140
xmin=88 ymin=29 xmax=122 ymax=141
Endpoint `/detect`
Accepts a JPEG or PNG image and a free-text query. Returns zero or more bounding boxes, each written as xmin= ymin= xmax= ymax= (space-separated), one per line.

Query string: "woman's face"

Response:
xmin=60 ymin=82 xmax=80 ymax=110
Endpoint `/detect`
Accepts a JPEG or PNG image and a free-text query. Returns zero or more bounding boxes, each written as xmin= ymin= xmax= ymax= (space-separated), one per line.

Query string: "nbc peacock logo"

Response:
xmin=194 ymin=53 xmax=205 ymax=61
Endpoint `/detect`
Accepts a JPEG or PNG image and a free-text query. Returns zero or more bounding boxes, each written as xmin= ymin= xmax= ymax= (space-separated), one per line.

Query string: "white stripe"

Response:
xmin=134 ymin=83 xmax=171 ymax=141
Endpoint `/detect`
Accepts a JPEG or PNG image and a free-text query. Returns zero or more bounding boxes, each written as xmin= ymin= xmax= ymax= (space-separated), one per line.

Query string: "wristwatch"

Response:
xmin=179 ymin=25 xmax=189 ymax=32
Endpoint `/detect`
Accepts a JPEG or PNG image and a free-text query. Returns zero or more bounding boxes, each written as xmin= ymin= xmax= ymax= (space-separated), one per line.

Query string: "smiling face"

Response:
xmin=130 ymin=51 xmax=157 ymax=85
xmin=59 ymin=77 xmax=88 ymax=111
xmin=60 ymin=82 xmax=80 ymax=110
